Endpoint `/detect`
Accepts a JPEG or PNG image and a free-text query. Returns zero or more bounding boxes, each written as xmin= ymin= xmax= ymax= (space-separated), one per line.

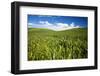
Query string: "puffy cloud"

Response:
xmin=45 ymin=21 xmax=52 ymax=25
xmin=39 ymin=21 xmax=52 ymax=25
xmin=53 ymin=22 xmax=80 ymax=31
xmin=56 ymin=23 xmax=69 ymax=27
xmin=28 ymin=23 xmax=33 ymax=25
xmin=76 ymin=26 xmax=79 ymax=28
xmin=70 ymin=22 xmax=75 ymax=27
xmin=28 ymin=21 xmax=80 ymax=31
xmin=28 ymin=23 xmax=34 ymax=28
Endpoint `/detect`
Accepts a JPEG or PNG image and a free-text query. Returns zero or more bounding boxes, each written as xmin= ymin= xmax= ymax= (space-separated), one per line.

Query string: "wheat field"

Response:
xmin=28 ymin=28 xmax=87 ymax=61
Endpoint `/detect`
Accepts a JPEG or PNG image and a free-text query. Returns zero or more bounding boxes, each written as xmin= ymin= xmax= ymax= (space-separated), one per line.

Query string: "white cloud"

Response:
xmin=39 ymin=21 xmax=52 ymax=25
xmin=28 ymin=23 xmax=33 ymax=25
xmin=76 ymin=25 xmax=79 ymax=28
xmin=56 ymin=23 xmax=69 ymax=27
xmin=28 ymin=21 xmax=80 ymax=31
xmin=39 ymin=21 xmax=43 ymax=24
xmin=52 ymin=22 xmax=80 ymax=31
xmin=45 ymin=21 xmax=52 ymax=25
xmin=70 ymin=22 xmax=75 ymax=27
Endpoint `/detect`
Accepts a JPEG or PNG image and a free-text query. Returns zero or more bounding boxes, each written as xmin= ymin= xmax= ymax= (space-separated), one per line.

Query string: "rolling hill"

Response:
xmin=28 ymin=28 xmax=88 ymax=61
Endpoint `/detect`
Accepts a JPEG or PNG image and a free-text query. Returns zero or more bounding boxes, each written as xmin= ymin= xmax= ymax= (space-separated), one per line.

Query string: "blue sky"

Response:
xmin=28 ymin=15 xmax=88 ymax=31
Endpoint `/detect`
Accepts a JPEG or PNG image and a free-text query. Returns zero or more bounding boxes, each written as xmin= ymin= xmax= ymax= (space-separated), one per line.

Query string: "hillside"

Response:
xmin=28 ymin=28 xmax=87 ymax=61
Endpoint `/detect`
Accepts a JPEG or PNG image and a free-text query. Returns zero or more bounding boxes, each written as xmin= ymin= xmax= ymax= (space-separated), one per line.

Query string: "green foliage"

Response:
xmin=28 ymin=28 xmax=88 ymax=61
